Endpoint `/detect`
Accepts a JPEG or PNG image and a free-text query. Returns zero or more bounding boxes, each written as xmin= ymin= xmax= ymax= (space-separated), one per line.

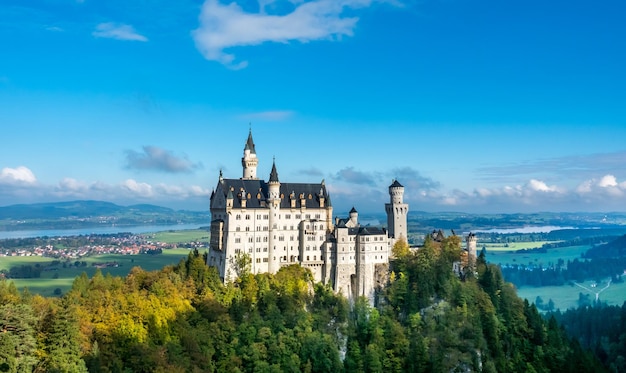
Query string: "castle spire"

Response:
xmin=244 ymin=127 xmax=256 ymax=154
xmin=269 ymin=157 xmax=279 ymax=183
xmin=242 ymin=128 xmax=258 ymax=179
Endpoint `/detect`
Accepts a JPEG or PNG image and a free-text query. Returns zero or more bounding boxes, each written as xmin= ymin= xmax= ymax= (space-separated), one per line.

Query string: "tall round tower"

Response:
xmin=385 ymin=179 xmax=409 ymax=242
xmin=242 ymin=129 xmax=258 ymax=179
xmin=466 ymin=232 xmax=477 ymax=260
xmin=267 ymin=160 xmax=281 ymax=273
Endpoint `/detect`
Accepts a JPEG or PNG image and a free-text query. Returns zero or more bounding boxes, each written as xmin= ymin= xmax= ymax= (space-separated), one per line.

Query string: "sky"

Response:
xmin=1 ymin=0 xmax=625 ymax=214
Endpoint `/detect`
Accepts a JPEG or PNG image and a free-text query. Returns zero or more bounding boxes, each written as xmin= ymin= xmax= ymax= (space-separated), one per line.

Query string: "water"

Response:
xmin=0 ymin=223 xmax=206 ymax=240
xmin=473 ymin=226 xmax=576 ymax=234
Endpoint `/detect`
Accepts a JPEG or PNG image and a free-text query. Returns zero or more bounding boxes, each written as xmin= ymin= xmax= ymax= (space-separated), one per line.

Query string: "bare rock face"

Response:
xmin=374 ymin=263 xmax=390 ymax=295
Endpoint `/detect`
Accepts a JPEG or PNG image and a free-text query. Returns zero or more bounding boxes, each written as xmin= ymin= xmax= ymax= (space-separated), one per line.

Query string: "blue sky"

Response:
xmin=1 ymin=0 xmax=625 ymax=214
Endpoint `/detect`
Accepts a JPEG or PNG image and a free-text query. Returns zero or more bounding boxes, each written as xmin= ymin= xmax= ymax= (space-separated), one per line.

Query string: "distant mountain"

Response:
xmin=0 ymin=200 xmax=177 ymax=220
xmin=0 ymin=200 xmax=209 ymax=231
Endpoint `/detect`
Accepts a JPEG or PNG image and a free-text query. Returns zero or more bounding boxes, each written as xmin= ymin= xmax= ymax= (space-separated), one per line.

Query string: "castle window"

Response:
xmin=264 ymin=237 xmax=268 ymax=242
xmin=286 ymin=214 xmax=291 ymax=219
xmin=263 ymin=258 xmax=268 ymax=262
xmin=245 ymin=227 xmax=250 ymax=232
xmin=257 ymin=226 xmax=261 ymax=231
xmin=314 ymin=256 xmax=316 ymax=260
xmin=245 ymin=215 xmax=250 ymax=220
xmin=257 ymin=215 xmax=261 ymax=219
xmin=249 ymin=248 xmax=252 ymax=253
xmin=264 ymin=247 xmax=268 ymax=252
xmin=316 ymin=214 xmax=321 ymax=219
xmin=256 ymin=258 xmax=261 ymax=263
xmin=236 ymin=227 xmax=241 ymax=232
xmin=296 ymin=214 xmax=301 ymax=219
xmin=256 ymin=237 xmax=260 ymax=242
xmin=235 ymin=238 xmax=241 ymax=243
xmin=307 ymin=256 xmax=310 ymax=261
xmin=263 ymin=226 xmax=268 ymax=231
xmin=305 ymin=214 xmax=311 ymax=219
xmin=236 ymin=215 xmax=241 ymax=220
xmin=256 ymin=248 xmax=260 ymax=252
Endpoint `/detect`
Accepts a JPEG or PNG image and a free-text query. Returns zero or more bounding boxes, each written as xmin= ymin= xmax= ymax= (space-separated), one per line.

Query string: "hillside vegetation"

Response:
xmin=0 ymin=237 xmax=604 ymax=372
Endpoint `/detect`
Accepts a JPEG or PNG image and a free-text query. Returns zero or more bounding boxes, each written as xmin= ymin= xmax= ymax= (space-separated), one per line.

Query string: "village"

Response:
xmin=0 ymin=232 xmax=207 ymax=260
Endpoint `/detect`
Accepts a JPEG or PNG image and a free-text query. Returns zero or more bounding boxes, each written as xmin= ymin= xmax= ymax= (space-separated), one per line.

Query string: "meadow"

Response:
xmin=147 ymin=229 xmax=210 ymax=244
xmin=485 ymin=244 xmax=590 ymax=267
xmin=484 ymin=241 xmax=626 ymax=310
xmin=1 ymin=228 xmax=210 ymax=297
xmin=516 ymin=278 xmax=626 ymax=311
xmin=5 ymin=248 xmax=194 ymax=297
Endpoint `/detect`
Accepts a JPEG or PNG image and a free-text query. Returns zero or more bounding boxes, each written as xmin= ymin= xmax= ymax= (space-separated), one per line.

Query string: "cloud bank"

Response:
xmin=193 ymin=0 xmax=383 ymax=69
xmin=124 ymin=146 xmax=202 ymax=173
xmin=2 ymin=163 xmax=626 ymax=213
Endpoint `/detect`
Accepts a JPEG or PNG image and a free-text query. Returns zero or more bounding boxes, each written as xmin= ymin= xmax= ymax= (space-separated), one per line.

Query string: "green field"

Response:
xmin=483 ymin=241 xmax=626 ymax=310
xmin=517 ymin=277 xmax=626 ymax=311
xmin=3 ymin=248 xmax=196 ymax=297
xmin=485 ymin=244 xmax=590 ymax=267
xmin=146 ymin=229 xmax=210 ymax=244
xmin=482 ymin=241 xmax=556 ymax=252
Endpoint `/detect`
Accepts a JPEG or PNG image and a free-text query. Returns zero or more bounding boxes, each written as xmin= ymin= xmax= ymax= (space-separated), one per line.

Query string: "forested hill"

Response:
xmin=0 ymin=238 xmax=605 ymax=372
xmin=585 ymin=234 xmax=626 ymax=258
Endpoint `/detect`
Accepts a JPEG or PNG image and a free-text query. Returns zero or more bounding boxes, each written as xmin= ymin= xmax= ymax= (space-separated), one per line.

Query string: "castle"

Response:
xmin=207 ymin=130 xmax=408 ymax=300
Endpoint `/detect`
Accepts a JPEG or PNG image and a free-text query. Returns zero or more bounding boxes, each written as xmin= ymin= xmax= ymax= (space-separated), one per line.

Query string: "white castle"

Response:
xmin=207 ymin=130 xmax=409 ymax=300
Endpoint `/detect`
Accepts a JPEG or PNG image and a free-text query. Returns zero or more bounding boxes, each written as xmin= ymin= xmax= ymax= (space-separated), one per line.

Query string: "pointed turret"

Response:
xmin=269 ymin=158 xmax=279 ymax=183
xmin=267 ymin=159 xmax=281 ymax=274
xmin=349 ymin=207 xmax=358 ymax=226
xmin=244 ymin=128 xmax=256 ymax=154
xmin=242 ymin=129 xmax=259 ymax=179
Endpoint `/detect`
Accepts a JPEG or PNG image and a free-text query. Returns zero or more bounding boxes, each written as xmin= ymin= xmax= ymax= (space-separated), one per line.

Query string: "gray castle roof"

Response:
xmin=390 ymin=179 xmax=403 ymax=188
xmin=214 ymin=178 xmax=330 ymax=210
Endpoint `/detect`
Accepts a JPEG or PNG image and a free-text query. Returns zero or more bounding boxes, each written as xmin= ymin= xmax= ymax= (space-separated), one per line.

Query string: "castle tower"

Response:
xmin=349 ymin=207 xmax=359 ymax=226
xmin=241 ymin=130 xmax=258 ymax=179
xmin=267 ymin=159 xmax=281 ymax=273
xmin=466 ymin=232 xmax=477 ymax=271
xmin=385 ymin=179 xmax=409 ymax=242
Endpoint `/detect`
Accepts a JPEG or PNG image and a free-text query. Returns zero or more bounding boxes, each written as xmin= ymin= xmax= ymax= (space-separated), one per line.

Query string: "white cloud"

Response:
xmin=193 ymin=0 xmax=382 ymax=68
xmin=528 ymin=179 xmax=560 ymax=193
xmin=122 ymin=179 xmax=154 ymax=197
xmin=0 ymin=166 xmax=37 ymax=185
xmin=598 ymin=174 xmax=618 ymax=188
xmin=93 ymin=22 xmax=148 ymax=42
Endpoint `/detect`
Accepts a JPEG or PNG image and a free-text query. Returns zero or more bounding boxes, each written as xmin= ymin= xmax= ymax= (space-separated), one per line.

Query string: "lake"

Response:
xmin=0 ymin=223 xmax=205 ymax=239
